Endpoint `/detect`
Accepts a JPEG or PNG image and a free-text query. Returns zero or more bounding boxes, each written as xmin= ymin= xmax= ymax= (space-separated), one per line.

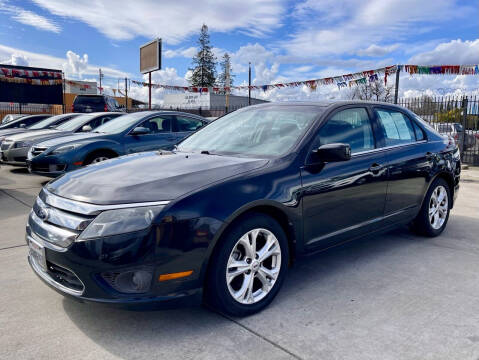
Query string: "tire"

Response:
xmin=411 ymin=178 xmax=451 ymax=237
xmin=206 ymin=212 xmax=289 ymax=317
xmin=84 ymin=151 xmax=114 ymax=166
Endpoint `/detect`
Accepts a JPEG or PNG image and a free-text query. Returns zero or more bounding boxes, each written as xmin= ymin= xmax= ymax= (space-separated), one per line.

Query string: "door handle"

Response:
xmin=369 ymin=163 xmax=384 ymax=173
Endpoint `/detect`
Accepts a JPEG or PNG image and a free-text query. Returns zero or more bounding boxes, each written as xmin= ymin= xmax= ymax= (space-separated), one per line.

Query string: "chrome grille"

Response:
xmin=1 ymin=141 xmax=12 ymax=151
xmin=29 ymin=190 xmax=95 ymax=248
xmin=31 ymin=146 xmax=47 ymax=157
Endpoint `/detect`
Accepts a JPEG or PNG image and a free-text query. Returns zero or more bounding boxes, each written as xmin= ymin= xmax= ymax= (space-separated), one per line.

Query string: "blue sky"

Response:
xmin=0 ymin=0 xmax=478 ymax=103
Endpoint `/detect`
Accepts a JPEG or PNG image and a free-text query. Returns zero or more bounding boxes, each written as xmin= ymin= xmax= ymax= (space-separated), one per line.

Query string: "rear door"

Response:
xmin=372 ymin=106 xmax=432 ymax=223
xmin=124 ymin=115 xmax=177 ymax=153
xmin=300 ymin=106 xmax=389 ymax=249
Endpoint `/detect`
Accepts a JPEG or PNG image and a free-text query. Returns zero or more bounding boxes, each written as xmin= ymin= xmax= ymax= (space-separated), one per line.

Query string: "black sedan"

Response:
xmin=26 ymin=101 xmax=460 ymax=316
xmin=27 ymin=111 xmax=208 ymax=177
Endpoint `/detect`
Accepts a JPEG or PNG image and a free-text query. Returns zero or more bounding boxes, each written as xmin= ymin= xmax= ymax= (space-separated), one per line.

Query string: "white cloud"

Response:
xmin=356 ymin=44 xmax=400 ymax=57
xmin=284 ymin=0 xmax=472 ymax=58
xmin=408 ymin=39 xmax=479 ymax=65
xmin=31 ymin=0 xmax=285 ymax=43
xmin=164 ymin=47 xmax=197 ymax=59
xmin=3 ymin=53 xmax=29 ymax=66
xmin=0 ymin=1 xmax=60 ymax=33
xmin=0 ymin=44 xmax=127 ymax=79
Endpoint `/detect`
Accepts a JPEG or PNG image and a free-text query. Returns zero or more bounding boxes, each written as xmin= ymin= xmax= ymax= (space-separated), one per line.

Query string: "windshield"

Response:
xmin=56 ymin=114 xmax=95 ymax=131
xmin=74 ymin=96 xmax=104 ymax=105
xmin=29 ymin=114 xmax=71 ymax=130
xmin=177 ymin=106 xmax=322 ymax=157
xmin=93 ymin=112 xmax=147 ymax=134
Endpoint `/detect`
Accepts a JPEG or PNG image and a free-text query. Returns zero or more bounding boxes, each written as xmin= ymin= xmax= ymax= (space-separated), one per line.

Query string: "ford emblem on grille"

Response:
xmin=37 ymin=207 xmax=49 ymax=221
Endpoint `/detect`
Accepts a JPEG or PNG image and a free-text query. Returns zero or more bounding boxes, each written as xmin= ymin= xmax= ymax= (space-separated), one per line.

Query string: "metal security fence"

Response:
xmin=0 ymin=103 xmax=63 ymax=123
xmin=397 ymin=96 xmax=479 ymax=165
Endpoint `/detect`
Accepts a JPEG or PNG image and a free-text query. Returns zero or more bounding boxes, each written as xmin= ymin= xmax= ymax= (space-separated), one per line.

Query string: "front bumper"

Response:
xmin=1 ymin=147 xmax=29 ymax=166
xmin=27 ymin=156 xmax=70 ymax=177
xmin=25 ymin=190 xmax=220 ymax=308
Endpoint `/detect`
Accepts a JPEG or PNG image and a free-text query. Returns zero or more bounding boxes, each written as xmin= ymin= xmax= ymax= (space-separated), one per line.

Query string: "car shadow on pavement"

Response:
xmin=61 ymin=227 xmax=418 ymax=359
xmin=9 ymin=167 xmax=29 ymax=175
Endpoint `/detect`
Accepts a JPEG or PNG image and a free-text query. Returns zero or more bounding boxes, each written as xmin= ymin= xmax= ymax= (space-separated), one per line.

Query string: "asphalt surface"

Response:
xmin=1 ymin=165 xmax=479 ymax=360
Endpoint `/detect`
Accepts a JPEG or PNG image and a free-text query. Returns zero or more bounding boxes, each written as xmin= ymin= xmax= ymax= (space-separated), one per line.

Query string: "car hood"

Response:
xmin=38 ymin=132 xmax=103 ymax=148
xmin=0 ymin=128 xmax=28 ymax=138
xmin=47 ymin=151 xmax=268 ymax=204
xmin=5 ymin=129 xmax=59 ymax=142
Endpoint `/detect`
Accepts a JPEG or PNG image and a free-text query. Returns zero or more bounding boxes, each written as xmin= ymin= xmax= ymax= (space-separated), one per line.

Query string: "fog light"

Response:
xmin=102 ymin=269 xmax=153 ymax=294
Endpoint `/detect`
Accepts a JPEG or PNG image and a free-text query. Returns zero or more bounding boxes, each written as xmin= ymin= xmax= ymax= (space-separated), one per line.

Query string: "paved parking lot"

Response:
xmin=1 ymin=165 xmax=479 ymax=360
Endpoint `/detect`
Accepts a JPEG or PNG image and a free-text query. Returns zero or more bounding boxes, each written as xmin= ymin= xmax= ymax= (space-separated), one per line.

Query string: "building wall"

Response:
xmin=163 ymin=93 xmax=267 ymax=109
xmin=64 ymin=81 xmax=97 ymax=95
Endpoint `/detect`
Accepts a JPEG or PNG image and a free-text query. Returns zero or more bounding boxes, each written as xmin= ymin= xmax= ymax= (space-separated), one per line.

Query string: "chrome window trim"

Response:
xmin=41 ymin=188 xmax=170 ymax=216
xmin=351 ymin=140 xmax=427 ymax=157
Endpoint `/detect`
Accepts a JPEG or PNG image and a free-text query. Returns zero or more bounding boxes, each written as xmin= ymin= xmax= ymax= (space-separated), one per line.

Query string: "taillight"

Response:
xmin=104 ymin=104 xmax=108 ymax=112
xmin=71 ymin=104 xmax=74 ymax=112
xmin=454 ymin=133 xmax=459 ymax=140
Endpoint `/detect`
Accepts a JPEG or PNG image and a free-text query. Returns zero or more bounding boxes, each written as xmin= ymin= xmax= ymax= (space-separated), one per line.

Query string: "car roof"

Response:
xmin=128 ymin=110 xmax=206 ymax=119
xmin=249 ymin=100 xmax=408 ymax=111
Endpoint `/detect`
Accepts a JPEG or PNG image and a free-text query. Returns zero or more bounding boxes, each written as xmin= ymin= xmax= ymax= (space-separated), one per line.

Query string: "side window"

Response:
xmin=375 ymin=109 xmax=416 ymax=146
xmin=140 ymin=116 xmax=172 ymax=134
xmin=318 ymin=108 xmax=374 ymax=154
xmin=87 ymin=117 xmax=102 ymax=129
xmin=175 ymin=116 xmax=204 ymax=132
xmin=412 ymin=121 xmax=425 ymax=141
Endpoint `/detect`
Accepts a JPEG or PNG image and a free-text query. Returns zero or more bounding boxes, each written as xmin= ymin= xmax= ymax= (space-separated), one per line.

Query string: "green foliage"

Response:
xmin=216 ymin=53 xmax=235 ymax=93
xmin=188 ymin=24 xmax=217 ymax=87
xmin=435 ymin=108 xmax=479 ymax=128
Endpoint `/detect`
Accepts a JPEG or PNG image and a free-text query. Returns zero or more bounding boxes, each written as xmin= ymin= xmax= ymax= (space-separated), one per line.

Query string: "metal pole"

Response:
xmin=99 ymin=68 xmax=102 ymax=94
xmin=148 ymin=72 xmax=152 ymax=110
xmin=461 ymin=97 xmax=468 ymax=158
xmin=394 ymin=65 xmax=401 ymax=104
xmin=248 ymin=62 xmax=251 ymax=105
xmin=125 ymin=77 xmax=128 ymax=111
xmin=62 ymin=71 xmax=66 ymax=114
xmin=225 ymin=56 xmax=230 ymax=114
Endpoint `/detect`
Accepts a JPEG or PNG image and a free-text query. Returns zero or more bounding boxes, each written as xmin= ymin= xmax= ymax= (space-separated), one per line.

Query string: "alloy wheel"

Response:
xmin=429 ymin=185 xmax=448 ymax=230
xmin=226 ymin=228 xmax=281 ymax=305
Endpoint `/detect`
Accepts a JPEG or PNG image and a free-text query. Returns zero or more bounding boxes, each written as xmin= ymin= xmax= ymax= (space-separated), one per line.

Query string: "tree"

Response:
xmin=189 ymin=24 xmax=216 ymax=87
xmin=216 ymin=53 xmax=235 ymax=94
xmin=347 ymin=81 xmax=394 ymax=102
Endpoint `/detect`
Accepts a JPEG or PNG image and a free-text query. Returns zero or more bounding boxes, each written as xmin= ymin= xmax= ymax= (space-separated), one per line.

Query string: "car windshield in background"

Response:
xmin=177 ymin=106 xmax=322 ymax=157
xmin=55 ymin=114 xmax=95 ymax=131
xmin=29 ymin=114 xmax=70 ymax=130
xmin=74 ymin=96 xmax=104 ymax=105
xmin=93 ymin=112 xmax=147 ymax=134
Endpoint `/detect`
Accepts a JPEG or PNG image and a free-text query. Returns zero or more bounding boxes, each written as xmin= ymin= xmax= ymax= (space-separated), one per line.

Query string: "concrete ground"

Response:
xmin=1 ymin=165 xmax=479 ymax=360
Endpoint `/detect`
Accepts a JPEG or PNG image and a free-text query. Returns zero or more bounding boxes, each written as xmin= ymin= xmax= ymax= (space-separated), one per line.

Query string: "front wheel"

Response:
xmin=411 ymin=178 xmax=451 ymax=237
xmin=206 ymin=213 xmax=289 ymax=316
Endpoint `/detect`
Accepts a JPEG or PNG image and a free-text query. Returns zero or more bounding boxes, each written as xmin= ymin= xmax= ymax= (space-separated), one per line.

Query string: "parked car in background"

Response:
xmin=432 ymin=122 xmax=475 ymax=149
xmin=0 ymin=115 xmax=52 ymax=146
xmin=1 ymin=114 xmax=28 ymax=124
xmin=72 ymin=94 xmax=123 ymax=113
xmin=26 ymin=101 xmax=460 ymax=316
xmin=1 ymin=113 xmax=121 ymax=166
xmin=27 ymin=111 xmax=208 ymax=176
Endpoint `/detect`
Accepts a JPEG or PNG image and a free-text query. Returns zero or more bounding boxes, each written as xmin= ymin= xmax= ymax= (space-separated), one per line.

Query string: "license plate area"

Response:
xmin=29 ymin=238 xmax=47 ymax=272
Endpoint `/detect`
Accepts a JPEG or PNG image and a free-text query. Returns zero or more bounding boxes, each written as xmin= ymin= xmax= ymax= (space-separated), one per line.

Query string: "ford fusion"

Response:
xmin=27 ymin=111 xmax=207 ymax=177
xmin=27 ymin=102 xmax=460 ymax=316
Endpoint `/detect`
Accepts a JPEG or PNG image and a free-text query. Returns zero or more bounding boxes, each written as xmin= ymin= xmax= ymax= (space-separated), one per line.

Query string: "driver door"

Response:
xmin=125 ymin=115 xmax=177 ymax=153
xmin=300 ymin=106 xmax=389 ymax=249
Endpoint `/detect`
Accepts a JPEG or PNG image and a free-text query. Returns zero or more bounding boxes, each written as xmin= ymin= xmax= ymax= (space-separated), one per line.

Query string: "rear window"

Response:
xmin=74 ymin=96 xmax=105 ymax=105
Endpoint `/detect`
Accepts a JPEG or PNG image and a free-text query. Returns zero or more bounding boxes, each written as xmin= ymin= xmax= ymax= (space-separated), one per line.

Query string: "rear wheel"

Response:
xmin=411 ymin=178 xmax=451 ymax=237
xmin=206 ymin=213 xmax=289 ymax=316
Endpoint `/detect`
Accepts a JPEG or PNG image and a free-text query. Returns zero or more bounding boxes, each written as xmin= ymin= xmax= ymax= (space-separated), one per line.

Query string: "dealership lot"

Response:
xmin=1 ymin=166 xmax=479 ymax=360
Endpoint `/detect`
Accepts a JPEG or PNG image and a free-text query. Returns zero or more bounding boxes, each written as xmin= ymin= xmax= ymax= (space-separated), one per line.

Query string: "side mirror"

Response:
xmin=19 ymin=123 xmax=26 ymax=128
xmin=313 ymin=143 xmax=351 ymax=163
xmin=131 ymin=126 xmax=150 ymax=135
xmin=82 ymin=125 xmax=92 ymax=132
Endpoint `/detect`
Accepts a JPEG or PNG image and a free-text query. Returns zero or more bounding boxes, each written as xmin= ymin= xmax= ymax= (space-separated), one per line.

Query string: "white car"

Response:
xmin=433 ymin=122 xmax=475 ymax=149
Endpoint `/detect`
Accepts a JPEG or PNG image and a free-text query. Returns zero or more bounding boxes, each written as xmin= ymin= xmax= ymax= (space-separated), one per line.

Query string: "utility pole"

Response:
xmin=225 ymin=56 xmax=230 ymax=113
xmin=125 ymin=77 xmax=128 ymax=111
xmin=99 ymin=68 xmax=103 ymax=94
xmin=148 ymin=72 xmax=152 ymax=110
xmin=394 ymin=65 xmax=401 ymax=104
xmin=248 ymin=62 xmax=251 ymax=105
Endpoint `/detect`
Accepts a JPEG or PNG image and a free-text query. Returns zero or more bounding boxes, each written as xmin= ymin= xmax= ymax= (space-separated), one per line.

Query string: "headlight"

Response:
xmin=14 ymin=141 xmax=32 ymax=148
xmin=51 ymin=143 xmax=83 ymax=155
xmin=78 ymin=205 xmax=164 ymax=240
